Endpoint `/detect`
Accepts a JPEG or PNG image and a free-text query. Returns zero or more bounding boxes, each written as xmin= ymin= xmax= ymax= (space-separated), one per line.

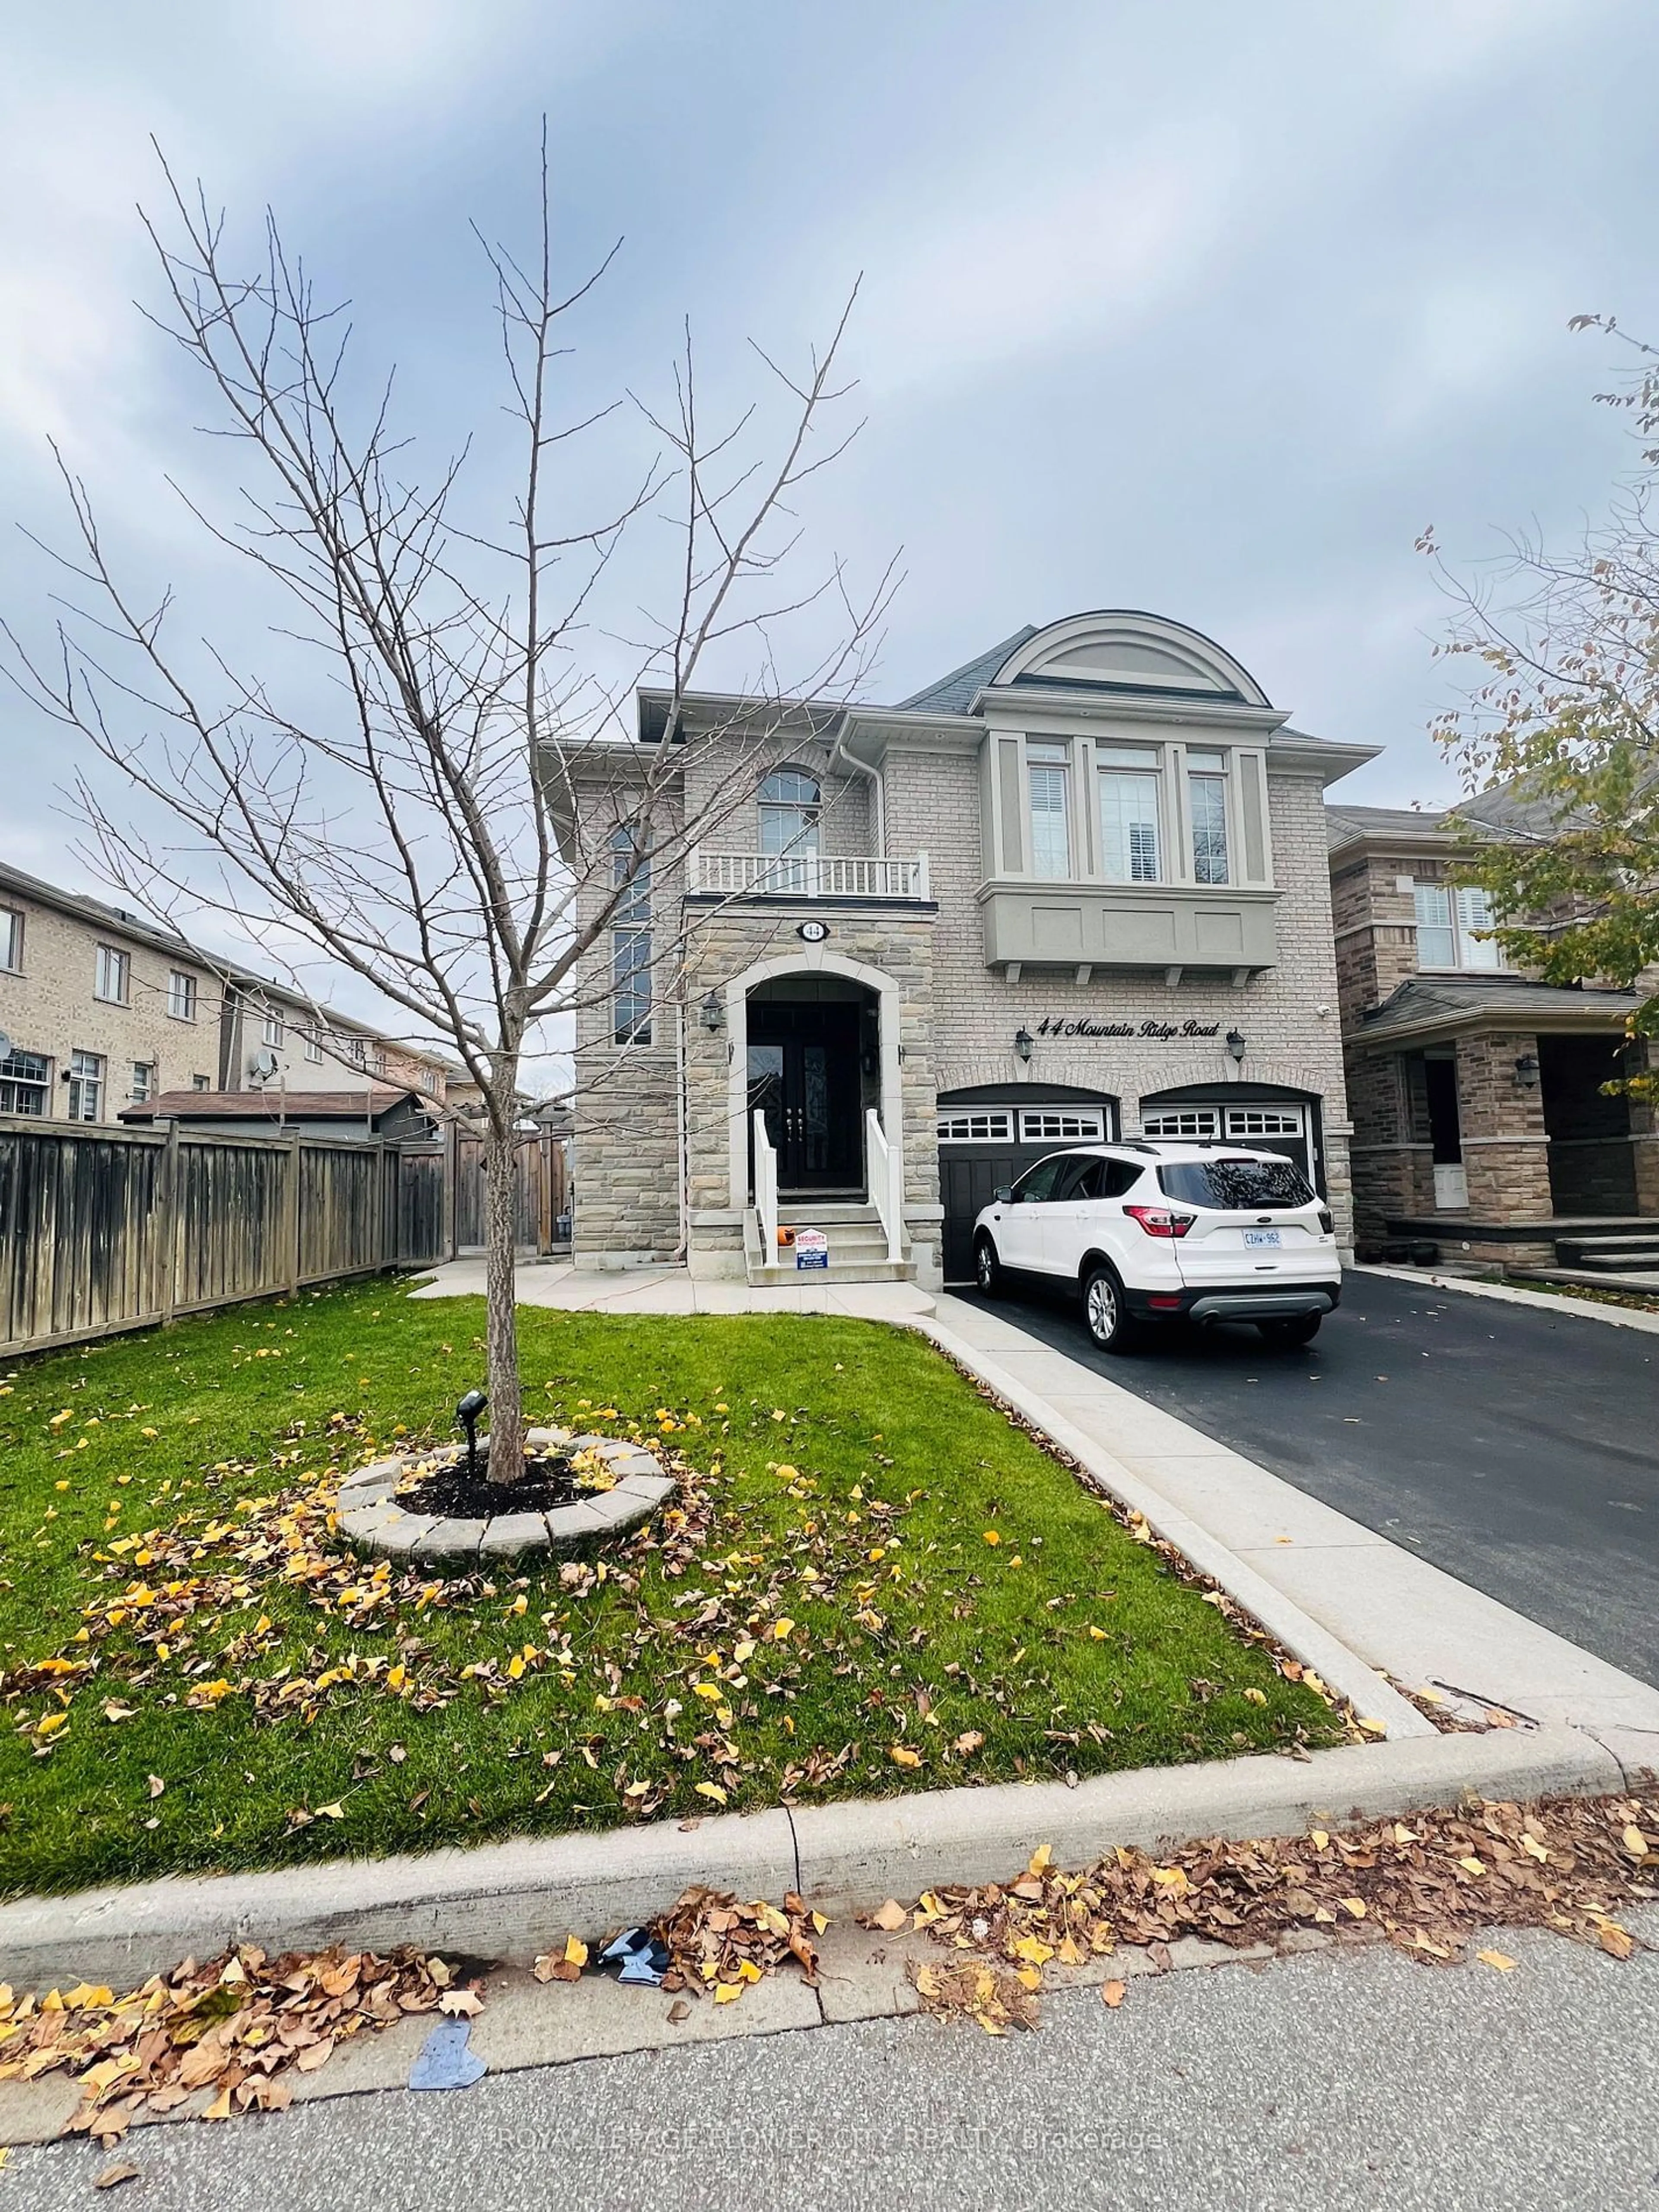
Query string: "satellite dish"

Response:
xmin=249 ymin=1049 xmax=280 ymax=1082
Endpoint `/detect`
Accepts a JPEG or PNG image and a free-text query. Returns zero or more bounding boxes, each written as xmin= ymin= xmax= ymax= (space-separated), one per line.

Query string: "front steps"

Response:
xmin=743 ymin=1199 xmax=916 ymax=1287
xmin=1506 ymin=1224 xmax=1659 ymax=1297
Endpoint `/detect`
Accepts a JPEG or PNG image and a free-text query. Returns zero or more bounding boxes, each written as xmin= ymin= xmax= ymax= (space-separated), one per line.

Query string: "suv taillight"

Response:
xmin=1318 ymin=1207 xmax=1334 ymax=1235
xmin=1125 ymin=1204 xmax=1195 ymax=1239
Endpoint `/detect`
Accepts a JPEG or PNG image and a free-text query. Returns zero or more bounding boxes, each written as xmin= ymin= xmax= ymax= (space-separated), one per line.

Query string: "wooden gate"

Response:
xmin=451 ymin=1131 xmax=568 ymax=1255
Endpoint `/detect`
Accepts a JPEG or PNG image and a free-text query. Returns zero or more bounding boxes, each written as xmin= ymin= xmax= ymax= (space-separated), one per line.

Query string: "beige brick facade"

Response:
xmin=564 ymin=611 xmax=1376 ymax=1282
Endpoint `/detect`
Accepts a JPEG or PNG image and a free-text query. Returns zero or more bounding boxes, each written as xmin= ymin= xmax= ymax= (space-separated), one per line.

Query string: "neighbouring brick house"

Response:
xmin=0 ymin=858 xmax=452 ymax=1125
xmin=1328 ymin=800 xmax=1659 ymax=1268
xmin=561 ymin=609 xmax=1374 ymax=1287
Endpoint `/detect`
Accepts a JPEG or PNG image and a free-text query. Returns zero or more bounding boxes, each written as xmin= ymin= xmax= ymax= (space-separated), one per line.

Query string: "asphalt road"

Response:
xmin=966 ymin=1271 xmax=1659 ymax=1688
xmin=16 ymin=1919 xmax=1659 ymax=2211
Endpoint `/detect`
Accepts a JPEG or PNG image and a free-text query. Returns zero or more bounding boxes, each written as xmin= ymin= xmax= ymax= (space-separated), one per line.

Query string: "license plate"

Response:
xmin=1243 ymin=1229 xmax=1282 ymax=1249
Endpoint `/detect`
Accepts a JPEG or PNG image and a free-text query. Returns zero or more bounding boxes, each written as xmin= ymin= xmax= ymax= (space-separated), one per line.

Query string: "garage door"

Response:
xmin=937 ymin=1093 xmax=1118 ymax=1284
xmin=1138 ymin=1099 xmax=1315 ymax=1185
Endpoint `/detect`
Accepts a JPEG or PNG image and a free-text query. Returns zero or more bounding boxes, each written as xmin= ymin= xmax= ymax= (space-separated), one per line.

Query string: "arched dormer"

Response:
xmin=990 ymin=610 xmax=1273 ymax=710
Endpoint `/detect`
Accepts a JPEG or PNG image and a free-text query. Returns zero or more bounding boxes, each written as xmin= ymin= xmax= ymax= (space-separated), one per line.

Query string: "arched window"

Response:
xmin=758 ymin=768 xmax=820 ymax=858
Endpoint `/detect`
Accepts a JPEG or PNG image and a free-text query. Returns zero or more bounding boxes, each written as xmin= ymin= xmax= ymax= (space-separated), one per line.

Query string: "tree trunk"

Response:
xmin=482 ymin=1116 xmax=525 ymax=1483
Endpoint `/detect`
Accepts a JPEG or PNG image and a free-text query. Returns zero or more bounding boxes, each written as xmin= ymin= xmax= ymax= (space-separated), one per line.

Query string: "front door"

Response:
xmin=747 ymin=1001 xmax=863 ymax=1193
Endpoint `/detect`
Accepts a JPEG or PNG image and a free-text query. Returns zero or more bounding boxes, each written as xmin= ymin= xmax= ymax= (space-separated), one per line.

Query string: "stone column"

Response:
xmin=1455 ymin=1030 xmax=1552 ymax=1223
xmin=1629 ymin=1039 xmax=1659 ymax=1216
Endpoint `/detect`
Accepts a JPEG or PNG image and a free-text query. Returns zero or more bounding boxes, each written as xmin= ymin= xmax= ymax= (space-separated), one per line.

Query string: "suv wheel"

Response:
xmin=1083 ymin=1265 xmax=1140 ymax=1354
xmin=974 ymin=1235 xmax=1004 ymax=1298
xmin=1257 ymin=1313 xmax=1322 ymax=1347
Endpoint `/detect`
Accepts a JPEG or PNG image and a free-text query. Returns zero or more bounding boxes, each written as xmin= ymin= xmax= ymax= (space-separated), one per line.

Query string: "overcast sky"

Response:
xmin=1 ymin=0 xmax=1653 ymax=1049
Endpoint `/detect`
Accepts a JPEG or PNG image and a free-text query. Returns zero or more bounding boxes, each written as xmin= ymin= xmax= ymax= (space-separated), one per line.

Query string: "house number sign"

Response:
xmin=796 ymin=920 xmax=830 ymax=943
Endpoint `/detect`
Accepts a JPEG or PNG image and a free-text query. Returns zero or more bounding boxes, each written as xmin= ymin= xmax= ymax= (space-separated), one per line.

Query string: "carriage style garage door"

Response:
xmin=1137 ymin=1086 xmax=1321 ymax=1188
xmin=936 ymin=1085 xmax=1119 ymax=1284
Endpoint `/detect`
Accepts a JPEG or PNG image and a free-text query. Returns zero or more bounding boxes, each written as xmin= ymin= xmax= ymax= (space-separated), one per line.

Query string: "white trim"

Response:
xmin=722 ymin=948 xmax=903 ymax=1212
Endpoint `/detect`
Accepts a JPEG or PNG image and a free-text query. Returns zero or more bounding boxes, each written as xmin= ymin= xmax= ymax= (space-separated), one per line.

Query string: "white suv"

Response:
xmin=972 ymin=1141 xmax=1341 ymax=1353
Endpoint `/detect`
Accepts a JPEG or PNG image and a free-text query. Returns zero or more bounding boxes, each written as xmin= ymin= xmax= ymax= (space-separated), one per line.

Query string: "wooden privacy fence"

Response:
xmin=451 ymin=1131 xmax=569 ymax=1255
xmin=0 ymin=1117 xmax=446 ymax=1357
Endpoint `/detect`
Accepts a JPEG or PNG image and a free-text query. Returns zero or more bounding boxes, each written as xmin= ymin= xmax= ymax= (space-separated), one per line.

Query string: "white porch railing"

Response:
xmin=690 ymin=850 xmax=930 ymax=902
xmin=753 ymin=1109 xmax=780 ymax=1262
xmin=865 ymin=1107 xmax=904 ymax=1264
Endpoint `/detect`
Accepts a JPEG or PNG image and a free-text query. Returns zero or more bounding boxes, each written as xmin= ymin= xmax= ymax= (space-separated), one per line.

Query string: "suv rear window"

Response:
xmin=1157 ymin=1156 xmax=1314 ymax=1210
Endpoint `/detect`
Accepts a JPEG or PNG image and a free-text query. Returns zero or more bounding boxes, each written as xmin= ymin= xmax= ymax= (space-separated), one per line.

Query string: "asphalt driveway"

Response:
xmin=967 ymin=1271 xmax=1659 ymax=1688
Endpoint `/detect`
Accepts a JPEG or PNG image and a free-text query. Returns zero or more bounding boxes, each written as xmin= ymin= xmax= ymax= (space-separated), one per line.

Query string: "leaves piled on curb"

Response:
xmin=906 ymin=1789 xmax=1656 ymax=2029
xmin=0 ymin=1945 xmax=464 ymax=2143
xmin=653 ymin=1886 xmax=824 ymax=2002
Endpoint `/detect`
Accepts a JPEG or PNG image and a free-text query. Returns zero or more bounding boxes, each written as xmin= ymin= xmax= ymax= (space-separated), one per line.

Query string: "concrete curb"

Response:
xmin=910 ymin=1314 xmax=1437 ymax=1743
xmin=1352 ymin=1264 xmax=1659 ymax=1336
xmin=0 ymin=1726 xmax=1620 ymax=1991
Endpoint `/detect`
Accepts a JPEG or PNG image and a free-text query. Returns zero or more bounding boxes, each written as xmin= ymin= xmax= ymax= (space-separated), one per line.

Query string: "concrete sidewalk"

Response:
xmin=408 ymin=1258 xmax=935 ymax=1320
xmin=925 ymin=1292 xmax=1659 ymax=1764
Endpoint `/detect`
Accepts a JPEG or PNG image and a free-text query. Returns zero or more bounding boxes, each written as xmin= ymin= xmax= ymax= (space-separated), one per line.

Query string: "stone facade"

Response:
xmin=563 ymin=612 xmax=1377 ymax=1282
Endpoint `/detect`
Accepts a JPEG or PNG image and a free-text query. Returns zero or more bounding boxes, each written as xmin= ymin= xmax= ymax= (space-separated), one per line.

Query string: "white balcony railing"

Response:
xmin=689 ymin=849 xmax=930 ymax=902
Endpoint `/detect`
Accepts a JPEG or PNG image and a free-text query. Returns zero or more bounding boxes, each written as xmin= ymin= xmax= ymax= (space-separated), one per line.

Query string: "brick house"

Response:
xmin=0 ymin=859 xmax=451 ymax=1124
xmin=562 ymin=609 xmax=1373 ymax=1287
xmin=1328 ymin=799 xmax=1658 ymax=1268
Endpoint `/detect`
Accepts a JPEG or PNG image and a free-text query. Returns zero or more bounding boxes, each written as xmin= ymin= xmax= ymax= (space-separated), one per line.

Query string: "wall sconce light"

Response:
xmin=1513 ymin=1052 xmax=1540 ymax=1090
xmin=1014 ymin=1027 xmax=1033 ymax=1063
xmin=699 ymin=990 xmax=725 ymax=1033
xmin=1226 ymin=1029 xmax=1247 ymax=1065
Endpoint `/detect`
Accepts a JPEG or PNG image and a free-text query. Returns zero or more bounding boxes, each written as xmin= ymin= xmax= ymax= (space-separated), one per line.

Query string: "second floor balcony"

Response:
xmin=686 ymin=849 xmax=931 ymax=903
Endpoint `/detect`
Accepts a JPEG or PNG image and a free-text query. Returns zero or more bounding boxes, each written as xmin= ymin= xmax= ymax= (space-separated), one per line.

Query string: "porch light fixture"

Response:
xmin=699 ymin=991 xmax=725 ymax=1033
xmin=1225 ymin=1029 xmax=1247 ymax=1064
xmin=1014 ymin=1027 xmax=1033 ymax=1063
xmin=1514 ymin=1051 xmax=1540 ymax=1089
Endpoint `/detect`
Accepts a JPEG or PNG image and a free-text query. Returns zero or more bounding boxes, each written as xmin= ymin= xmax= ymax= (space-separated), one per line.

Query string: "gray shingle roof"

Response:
xmin=895 ymin=626 xmax=1038 ymax=715
xmin=1326 ymin=803 xmax=1452 ymax=852
xmin=1358 ymin=973 xmax=1643 ymax=1043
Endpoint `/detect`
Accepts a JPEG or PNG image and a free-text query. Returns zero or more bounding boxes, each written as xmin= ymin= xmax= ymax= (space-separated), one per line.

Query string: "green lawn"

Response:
xmin=0 ymin=1281 xmax=1343 ymax=1896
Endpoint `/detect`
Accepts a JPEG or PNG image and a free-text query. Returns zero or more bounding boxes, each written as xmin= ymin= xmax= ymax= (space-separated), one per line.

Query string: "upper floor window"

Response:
xmin=303 ymin=1026 xmax=323 ymax=1063
xmin=1414 ymin=882 xmax=1500 ymax=970
xmin=167 ymin=969 xmax=197 ymax=1022
xmin=0 ymin=1048 xmax=48 ymax=1116
xmin=1187 ymin=750 xmax=1230 ymax=884
xmin=610 ymin=826 xmax=652 ymax=1046
xmin=68 ymin=1049 xmax=103 ymax=1122
xmin=1097 ymin=747 xmax=1162 ymax=882
xmin=261 ymin=1008 xmax=284 ymax=1049
xmin=94 ymin=944 xmax=130 ymax=1004
xmin=191 ymin=1072 xmax=212 ymax=1091
xmin=1027 ymin=741 xmax=1071 ymax=878
xmin=0 ymin=908 xmax=22 ymax=973
xmin=611 ymin=825 xmax=652 ymax=926
xmin=130 ymin=1061 xmax=155 ymax=1104
xmin=758 ymin=769 xmax=821 ymax=858
xmin=344 ymin=1034 xmax=367 ymax=1068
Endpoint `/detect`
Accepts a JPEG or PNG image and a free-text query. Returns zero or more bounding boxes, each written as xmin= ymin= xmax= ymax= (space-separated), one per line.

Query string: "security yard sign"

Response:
xmin=794 ymin=1227 xmax=829 ymax=1270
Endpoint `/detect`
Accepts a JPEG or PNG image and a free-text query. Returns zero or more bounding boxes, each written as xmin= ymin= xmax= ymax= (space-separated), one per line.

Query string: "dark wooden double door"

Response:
xmin=747 ymin=1001 xmax=862 ymax=1193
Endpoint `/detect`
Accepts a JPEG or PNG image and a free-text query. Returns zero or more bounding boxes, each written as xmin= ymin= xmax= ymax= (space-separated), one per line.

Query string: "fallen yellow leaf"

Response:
xmin=871 ymin=1899 xmax=908 ymax=1932
xmin=563 ymin=1935 xmax=588 ymax=1969
xmin=713 ymin=1981 xmax=743 ymax=2004
xmin=1623 ymin=1824 xmax=1649 ymax=1859
xmin=694 ymin=1782 xmax=728 ymax=1806
xmin=1340 ymin=1897 xmax=1367 ymax=1919
xmin=1102 ymin=1980 xmax=1126 ymax=2009
xmin=890 ymin=1746 xmax=922 ymax=1769
xmin=1477 ymin=1949 xmax=1517 ymax=1973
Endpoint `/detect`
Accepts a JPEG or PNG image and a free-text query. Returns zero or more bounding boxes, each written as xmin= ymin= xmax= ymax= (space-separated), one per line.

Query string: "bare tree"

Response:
xmin=3 ymin=139 xmax=896 ymax=1481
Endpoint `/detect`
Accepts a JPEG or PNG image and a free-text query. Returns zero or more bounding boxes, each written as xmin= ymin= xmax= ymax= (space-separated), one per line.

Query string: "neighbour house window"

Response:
xmin=1027 ymin=742 xmax=1071 ymax=879
xmin=936 ymin=1110 xmax=1016 ymax=1144
xmin=167 ymin=969 xmax=197 ymax=1021
xmin=261 ymin=1008 xmax=284 ymax=1048
xmin=611 ymin=826 xmax=652 ymax=1046
xmin=191 ymin=1073 xmax=211 ymax=1091
xmin=1097 ymin=748 xmax=1162 ymax=882
xmin=67 ymin=1049 xmax=103 ymax=1122
xmin=0 ymin=907 xmax=22 ymax=972
xmin=94 ymin=944 xmax=130 ymax=1004
xmin=1187 ymin=750 xmax=1230 ymax=884
xmin=344 ymin=1035 xmax=367 ymax=1069
xmin=1413 ymin=882 xmax=1500 ymax=970
xmin=130 ymin=1062 xmax=155 ymax=1104
xmin=0 ymin=1049 xmax=49 ymax=1116
xmin=303 ymin=1026 xmax=323 ymax=1063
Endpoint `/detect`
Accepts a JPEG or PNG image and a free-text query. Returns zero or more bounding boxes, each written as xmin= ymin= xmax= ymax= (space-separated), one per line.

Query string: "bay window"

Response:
xmin=1187 ymin=750 xmax=1230 ymax=884
xmin=0 ymin=1048 xmax=48 ymax=1116
xmin=1097 ymin=747 xmax=1162 ymax=881
xmin=1027 ymin=741 xmax=1071 ymax=878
